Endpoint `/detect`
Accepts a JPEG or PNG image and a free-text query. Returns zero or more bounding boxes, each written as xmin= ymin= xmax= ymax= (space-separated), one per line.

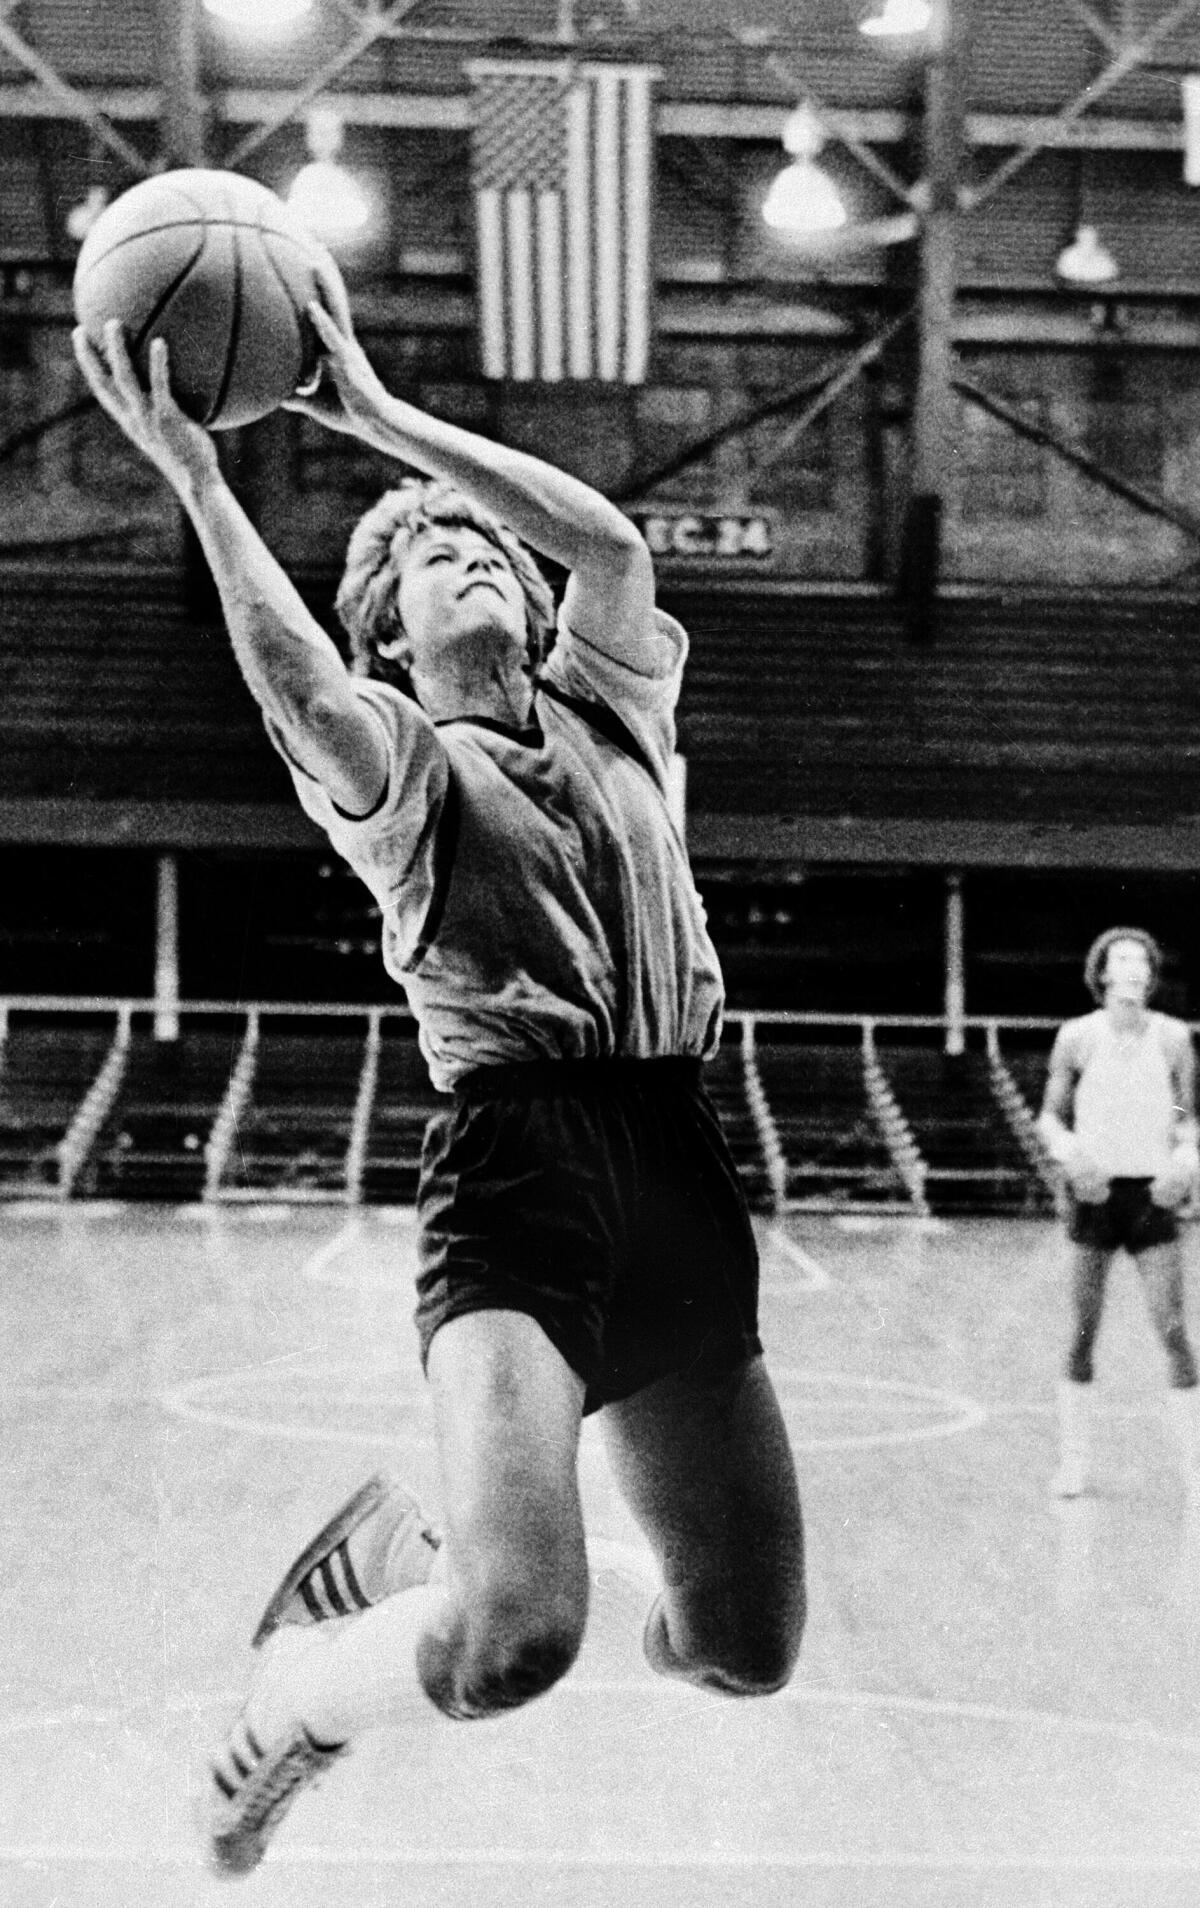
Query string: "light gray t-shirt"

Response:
xmin=271 ymin=605 xmax=725 ymax=1091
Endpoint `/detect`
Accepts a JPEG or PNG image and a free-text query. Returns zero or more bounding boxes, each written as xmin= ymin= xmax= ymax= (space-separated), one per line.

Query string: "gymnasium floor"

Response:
xmin=3 ymin=1200 xmax=1200 ymax=1908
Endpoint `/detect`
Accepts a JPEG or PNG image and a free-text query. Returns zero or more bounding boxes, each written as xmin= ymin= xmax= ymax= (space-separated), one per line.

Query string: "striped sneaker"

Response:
xmin=202 ymin=1707 xmax=348 ymax=1878
xmin=252 ymin=1472 xmax=440 ymax=1648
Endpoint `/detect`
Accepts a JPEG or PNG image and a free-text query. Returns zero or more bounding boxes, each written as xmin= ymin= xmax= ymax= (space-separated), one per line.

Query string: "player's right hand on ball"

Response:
xmin=73 ymin=322 xmax=219 ymax=497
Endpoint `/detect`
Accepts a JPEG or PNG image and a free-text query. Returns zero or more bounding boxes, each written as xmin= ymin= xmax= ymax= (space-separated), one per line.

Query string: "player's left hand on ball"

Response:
xmin=73 ymin=323 xmax=218 ymax=494
xmin=284 ymin=300 xmax=391 ymax=440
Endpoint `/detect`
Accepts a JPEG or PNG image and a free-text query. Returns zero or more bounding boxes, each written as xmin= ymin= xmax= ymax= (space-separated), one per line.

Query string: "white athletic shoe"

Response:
xmin=253 ymin=1472 xmax=440 ymax=1648
xmin=199 ymin=1628 xmax=349 ymax=1878
xmin=201 ymin=1711 xmax=347 ymax=1878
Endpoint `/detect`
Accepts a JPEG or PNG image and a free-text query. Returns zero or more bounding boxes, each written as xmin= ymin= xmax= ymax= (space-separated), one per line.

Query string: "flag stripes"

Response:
xmin=468 ymin=59 xmax=655 ymax=383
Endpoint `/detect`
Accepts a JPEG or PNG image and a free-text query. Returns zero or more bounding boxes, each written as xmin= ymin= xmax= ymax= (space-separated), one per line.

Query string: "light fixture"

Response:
xmin=763 ymin=162 xmax=849 ymax=236
xmin=65 ymin=184 xmax=110 ymax=243
xmin=860 ymin=0 xmax=933 ymax=36
xmin=285 ymin=106 xmax=371 ymax=244
xmin=1055 ymin=224 xmax=1119 ymax=286
xmin=763 ymin=100 xmax=848 ymax=237
xmin=203 ymin=0 xmax=314 ymax=31
xmin=781 ymin=102 xmax=825 ymax=161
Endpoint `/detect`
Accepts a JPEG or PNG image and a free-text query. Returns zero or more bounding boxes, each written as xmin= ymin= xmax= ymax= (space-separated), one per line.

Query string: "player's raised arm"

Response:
xmin=291 ymin=303 xmax=657 ymax=665
xmin=73 ymin=321 xmax=389 ymax=818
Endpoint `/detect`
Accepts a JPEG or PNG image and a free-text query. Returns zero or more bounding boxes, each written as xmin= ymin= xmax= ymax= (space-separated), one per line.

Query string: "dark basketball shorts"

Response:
xmin=1067 ymin=1176 xmax=1180 ymax=1254
xmin=413 ymin=1057 xmax=762 ymax=1415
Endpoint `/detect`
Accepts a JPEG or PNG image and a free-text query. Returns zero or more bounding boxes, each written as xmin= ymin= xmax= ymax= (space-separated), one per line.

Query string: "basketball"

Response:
xmin=72 ymin=168 xmax=348 ymax=430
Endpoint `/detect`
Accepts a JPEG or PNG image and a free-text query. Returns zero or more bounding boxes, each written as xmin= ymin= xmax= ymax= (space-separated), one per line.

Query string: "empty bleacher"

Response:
xmin=360 ymin=1024 xmax=441 ymax=1205
xmin=85 ymin=1020 xmax=244 ymax=1202
xmin=671 ymin=590 xmax=1200 ymax=832
xmin=752 ymin=1025 xmax=908 ymax=1208
xmin=699 ymin=1037 xmax=773 ymax=1209
xmin=994 ymin=1030 xmax=1055 ymax=1122
xmin=875 ymin=1032 xmax=1049 ymax=1213
xmin=216 ymin=1020 xmax=368 ymax=1200
xmin=0 ymin=1015 xmax=114 ymax=1196
xmin=0 ymin=1001 xmax=1133 ymax=1216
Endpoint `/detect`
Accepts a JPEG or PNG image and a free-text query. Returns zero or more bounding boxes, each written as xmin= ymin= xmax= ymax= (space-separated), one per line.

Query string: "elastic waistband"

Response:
xmin=452 ymin=1055 xmax=704 ymax=1101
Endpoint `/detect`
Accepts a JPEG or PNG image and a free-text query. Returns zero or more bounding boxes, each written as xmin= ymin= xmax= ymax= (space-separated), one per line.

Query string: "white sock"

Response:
xmin=250 ymin=1584 xmax=453 ymax=1744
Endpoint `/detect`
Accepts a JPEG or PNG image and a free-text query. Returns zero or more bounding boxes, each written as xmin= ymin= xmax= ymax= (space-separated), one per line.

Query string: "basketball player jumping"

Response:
xmin=1038 ymin=927 xmax=1200 ymax=1497
xmin=73 ymin=308 xmax=805 ymax=1876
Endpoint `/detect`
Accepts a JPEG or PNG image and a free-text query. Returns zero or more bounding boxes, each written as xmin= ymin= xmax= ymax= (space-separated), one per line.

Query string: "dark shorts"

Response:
xmin=1067 ymin=1177 xmax=1179 ymax=1254
xmin=413 ymin=1057 xmax=762 ymax=1415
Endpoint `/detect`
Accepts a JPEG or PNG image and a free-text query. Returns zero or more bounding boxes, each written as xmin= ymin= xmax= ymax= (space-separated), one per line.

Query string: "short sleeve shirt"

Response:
xmin=272 ymin=603 xmax=725 ymax=1091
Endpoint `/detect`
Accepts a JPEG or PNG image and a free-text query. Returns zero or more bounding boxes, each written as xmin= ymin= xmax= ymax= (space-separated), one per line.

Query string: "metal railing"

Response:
xmin=0 ymin=996 xmax=1074 ymax=1210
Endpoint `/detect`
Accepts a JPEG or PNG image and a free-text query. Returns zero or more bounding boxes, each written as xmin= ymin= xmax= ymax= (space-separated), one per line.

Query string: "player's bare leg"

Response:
xmin=199 ymin=1309 xmax=589 ymax=1875
xmin=1052 ymin=1244 xmax=1110 ymax=1497
xmin=1135 ymin=1239 xmax=1200 ymax=1488
xmin=600 ymin=1356 xmax=805 ymax=1696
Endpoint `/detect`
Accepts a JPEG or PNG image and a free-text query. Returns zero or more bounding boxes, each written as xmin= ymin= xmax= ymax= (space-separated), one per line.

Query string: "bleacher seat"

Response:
xmin=876 ymin=1033 xmax=1049 ymax=1212
xmin=361 ymin=1025 xmax=440 ymax=1204
xmin=220 ymin=1023 xmax=368 ymax=1198
xmin=0 ymin=1018 xmax=112 ymax=1196
xmin=753 ymin=1030 xmax=907 ymax=1207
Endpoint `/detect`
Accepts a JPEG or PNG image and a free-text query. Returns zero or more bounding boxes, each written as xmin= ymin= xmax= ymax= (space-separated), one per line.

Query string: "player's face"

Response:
xmin=392 ymin=525 xmax=528 ymax=676
xmin=1102 ymin=937 xmax=1153 ymax=1004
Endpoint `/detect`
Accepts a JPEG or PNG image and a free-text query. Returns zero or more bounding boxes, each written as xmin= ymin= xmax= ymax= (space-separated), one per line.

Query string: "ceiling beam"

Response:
xmin=9 ymin=278 xmax=1200 ymax=349
xmin=0 ymin=85 xmax=1196 ymax=154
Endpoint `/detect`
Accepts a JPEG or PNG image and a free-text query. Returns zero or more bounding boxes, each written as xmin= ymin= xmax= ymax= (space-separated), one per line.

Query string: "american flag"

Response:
xmin=466 ymin=58 xmax=656 ymax=383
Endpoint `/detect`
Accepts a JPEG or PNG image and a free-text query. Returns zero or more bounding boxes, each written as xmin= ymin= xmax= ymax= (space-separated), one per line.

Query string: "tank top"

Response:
xmin=1073 ymin=1012 xmax=1177 ymax=1178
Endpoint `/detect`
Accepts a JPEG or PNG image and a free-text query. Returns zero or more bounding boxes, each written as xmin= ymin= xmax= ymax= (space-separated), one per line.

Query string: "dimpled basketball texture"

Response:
xmin=72 ymin=169 xmax=342 ymax=429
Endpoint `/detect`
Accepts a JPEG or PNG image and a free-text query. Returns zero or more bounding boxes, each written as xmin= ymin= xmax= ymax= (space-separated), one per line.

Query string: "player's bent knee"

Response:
xmin=418 ymin=1592 xmax=586 ymax=1720
xmin=643 ymin=1594 xmax=803 ymax=1699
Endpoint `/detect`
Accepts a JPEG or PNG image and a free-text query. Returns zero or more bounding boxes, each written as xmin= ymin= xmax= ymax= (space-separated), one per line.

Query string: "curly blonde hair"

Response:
xmin=335 ymin=479 xmax=556 ymax=696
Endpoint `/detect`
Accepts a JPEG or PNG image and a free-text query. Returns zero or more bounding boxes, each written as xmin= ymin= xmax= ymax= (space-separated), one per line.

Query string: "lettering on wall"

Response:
xmin=626 ymin=511 xmax=775 ymax=560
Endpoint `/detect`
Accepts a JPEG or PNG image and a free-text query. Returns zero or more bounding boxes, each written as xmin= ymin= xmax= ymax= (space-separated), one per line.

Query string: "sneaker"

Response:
xmin=201 ymin=1709 xmax=348 ymax=1878
xmin=252 ymin=1472 xmax=440 ymax=1649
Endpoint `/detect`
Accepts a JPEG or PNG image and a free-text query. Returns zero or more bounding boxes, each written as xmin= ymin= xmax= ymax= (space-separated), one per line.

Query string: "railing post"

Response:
xmin=345 ymin=1010 xmax=381 ymax=1206
xmin=154 ymin=851 xmax=181 ymax=1042
xmin=204 ymin=1008 xmax=260 ymax=1202
xmin=740 ymin=1016 xmax=788 ymax=1213
xmin=55 ymin=1004 xmax=132 ymax=1198
xmin=944 ymin=870 xmax=965 ymax=1057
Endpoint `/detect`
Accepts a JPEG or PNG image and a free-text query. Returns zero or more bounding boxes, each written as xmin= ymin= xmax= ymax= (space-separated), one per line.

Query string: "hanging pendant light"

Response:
xmin=286 ymin=107 xmax=371 ymax=244
xmin=204 ymin=0 xmax=314 ymax=32
xmin=763 ymin=161 xmax=849 ymax=236
xmin=1055 ymin=224 xmax=1119 ymax=286
xmin=859 ymin=0 xmax=933 ymax=36
xmin=763 ymin=101 xmax=849 ymax=237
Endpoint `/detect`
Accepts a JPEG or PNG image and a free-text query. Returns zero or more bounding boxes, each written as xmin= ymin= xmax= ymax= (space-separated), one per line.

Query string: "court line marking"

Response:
xmin=155 ymin=1360 xmax=986 ymax=1453
xmin=11 ymin=1677 xmax=1197 ymax=1758
xmin=300 ymin=1213 xmax=836 ymax=1295
xmin=1 ymin=1847 xmax=1198 ymax=1872
xmin=768 ymin=1366 xmax=988 ymax=1449
xmin=760 ymin=1224 xmax=832 ymax=1290
xmin=155 ymin=1362 xmax=986 ymax=1454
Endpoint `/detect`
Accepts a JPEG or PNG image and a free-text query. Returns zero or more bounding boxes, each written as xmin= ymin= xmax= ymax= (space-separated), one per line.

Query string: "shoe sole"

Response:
xmin=252 ymin=1473 xmax=392 ymax=1649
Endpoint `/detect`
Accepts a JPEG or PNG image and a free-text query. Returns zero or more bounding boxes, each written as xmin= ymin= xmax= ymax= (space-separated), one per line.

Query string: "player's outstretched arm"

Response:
xmin=290 ymin=302 xmax=655 ymax=652
xmin=73 ymin=322 xmax=388 ymax=817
